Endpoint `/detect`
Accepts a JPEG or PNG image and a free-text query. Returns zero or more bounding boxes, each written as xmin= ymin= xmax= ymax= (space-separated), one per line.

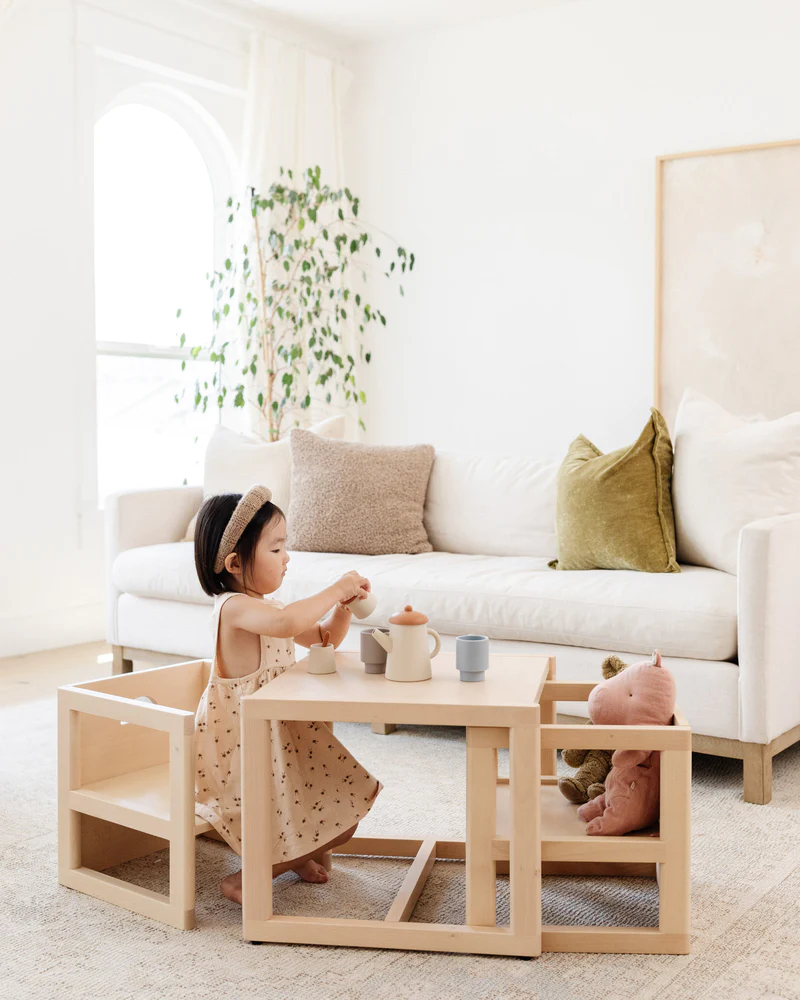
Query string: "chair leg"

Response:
xmin=743 ymin=743 xmax=773 ymax=804
xmin=112 ymin=645 xmax=133 ymax=675
xmin=58 ymin=702 xmax=81 ymax=879
xmin=169 ymin=728 xmax=197 ymax=929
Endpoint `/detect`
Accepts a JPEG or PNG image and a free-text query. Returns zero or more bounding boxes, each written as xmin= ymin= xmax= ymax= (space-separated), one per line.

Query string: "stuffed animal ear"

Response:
xmin=651 ymin=649 xmax=662 ymax=668
xmin=601 ymin=654 xmax=628 ymax=679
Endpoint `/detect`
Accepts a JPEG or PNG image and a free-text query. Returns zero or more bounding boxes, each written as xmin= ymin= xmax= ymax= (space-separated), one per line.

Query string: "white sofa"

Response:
xmin=105 ymin=451 xmax=800 ymax=805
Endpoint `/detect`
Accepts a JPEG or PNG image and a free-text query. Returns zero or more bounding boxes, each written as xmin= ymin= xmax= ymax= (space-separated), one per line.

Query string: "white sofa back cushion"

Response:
xmin=203 ymin=415 xmax=345 ymax=512
xmin=673 ymin=389 xmax=800 ymax=574
xmin=423 ymin=450 xmax=559 ymax=557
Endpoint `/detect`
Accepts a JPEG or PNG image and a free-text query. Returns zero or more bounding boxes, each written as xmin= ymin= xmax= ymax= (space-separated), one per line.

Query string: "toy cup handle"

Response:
xmin=427 ymin=628 xmax=441 ymax=659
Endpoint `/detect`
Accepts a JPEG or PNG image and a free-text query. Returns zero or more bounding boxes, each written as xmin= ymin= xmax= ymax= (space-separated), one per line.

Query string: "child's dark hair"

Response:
xmin=194 ymin=493 xmax=284 ymax=596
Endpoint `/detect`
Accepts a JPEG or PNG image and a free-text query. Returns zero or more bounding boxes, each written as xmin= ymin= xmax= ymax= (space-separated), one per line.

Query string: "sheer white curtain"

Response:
xmin=239 ymin=35 xmax=355 ymax=437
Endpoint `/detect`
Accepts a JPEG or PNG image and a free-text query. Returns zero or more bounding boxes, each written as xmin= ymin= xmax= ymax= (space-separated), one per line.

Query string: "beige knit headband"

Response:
xmin=214 ymin=484 xmax=273 ymax=574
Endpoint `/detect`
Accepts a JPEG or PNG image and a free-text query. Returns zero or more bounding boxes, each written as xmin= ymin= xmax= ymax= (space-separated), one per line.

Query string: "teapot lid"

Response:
xmin=389 ymin=604 xmax=428 ymax=625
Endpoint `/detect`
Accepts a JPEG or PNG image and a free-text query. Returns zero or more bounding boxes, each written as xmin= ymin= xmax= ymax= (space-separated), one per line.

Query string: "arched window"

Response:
xmin=94 ymin=103 xmax=218 ymax=503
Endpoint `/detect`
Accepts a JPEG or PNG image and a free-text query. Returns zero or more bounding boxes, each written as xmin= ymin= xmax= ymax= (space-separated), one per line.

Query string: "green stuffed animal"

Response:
xmin=557 ymin=655 xmax=628 ymax=805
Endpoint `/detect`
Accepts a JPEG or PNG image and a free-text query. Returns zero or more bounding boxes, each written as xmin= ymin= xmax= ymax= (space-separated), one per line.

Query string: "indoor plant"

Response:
xmin=176 ymin=166 xmax=413 ymax=441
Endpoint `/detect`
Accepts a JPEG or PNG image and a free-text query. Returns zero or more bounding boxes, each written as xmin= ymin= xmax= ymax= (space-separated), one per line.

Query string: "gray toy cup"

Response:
xmin=360 ymin=627 xmax=390 ymax=674
xmin=456 ymin=634 xmax=489 ymax=682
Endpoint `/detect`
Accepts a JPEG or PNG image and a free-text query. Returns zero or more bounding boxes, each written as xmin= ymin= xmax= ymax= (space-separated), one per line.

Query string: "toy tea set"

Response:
xmin=307 ymin=592 xmax=489 ymax=683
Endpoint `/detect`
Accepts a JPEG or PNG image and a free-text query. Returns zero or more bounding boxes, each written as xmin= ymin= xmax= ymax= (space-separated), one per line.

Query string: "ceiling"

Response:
xmin=242 ymin=0 xmax=582 ymax=45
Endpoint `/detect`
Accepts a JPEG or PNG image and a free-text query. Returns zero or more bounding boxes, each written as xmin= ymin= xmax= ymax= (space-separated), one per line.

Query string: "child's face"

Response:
xmin=251 ymin=516 xmax=290 ymax=594
xmin=229 ymin=515 xmax=290 ymax=595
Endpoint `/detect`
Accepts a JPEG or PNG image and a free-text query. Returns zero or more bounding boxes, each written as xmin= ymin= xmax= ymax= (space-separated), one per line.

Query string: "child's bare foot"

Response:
xmin=291 ymin=859 xmax=329 ymax=883
xmin=220 ymin=858 xmax=328 ymax=905
xmin=221 ymin=870 xmax=243 ymax=904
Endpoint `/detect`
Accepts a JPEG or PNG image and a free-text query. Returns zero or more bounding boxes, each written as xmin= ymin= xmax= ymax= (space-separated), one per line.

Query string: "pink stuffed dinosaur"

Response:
xmin=577 ymin=650 xmax=676 ymax=836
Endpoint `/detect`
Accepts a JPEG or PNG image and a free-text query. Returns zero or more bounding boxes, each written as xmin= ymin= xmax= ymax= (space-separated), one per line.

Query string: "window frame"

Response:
xmin=91 ymin=83 xmax=238 ymax=509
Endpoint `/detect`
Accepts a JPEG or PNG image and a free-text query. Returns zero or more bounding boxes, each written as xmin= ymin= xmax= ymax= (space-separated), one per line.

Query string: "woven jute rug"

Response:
xmin=3 ymin=693 xmax=800 ymax=1000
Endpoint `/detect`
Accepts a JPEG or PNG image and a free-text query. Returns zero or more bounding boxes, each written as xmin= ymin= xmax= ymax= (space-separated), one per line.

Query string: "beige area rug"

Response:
xmin=3 ymin=693 xmax=800 ymax=1000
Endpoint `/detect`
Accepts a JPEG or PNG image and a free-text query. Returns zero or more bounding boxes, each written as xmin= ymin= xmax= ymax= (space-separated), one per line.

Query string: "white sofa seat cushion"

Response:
xmin=112 ymin=598 xmax=740 ymax=740
xmin=278 ymin=551 xmax=736 ymax=661
xmin=113 ymin=545 xmax=737 ymax=660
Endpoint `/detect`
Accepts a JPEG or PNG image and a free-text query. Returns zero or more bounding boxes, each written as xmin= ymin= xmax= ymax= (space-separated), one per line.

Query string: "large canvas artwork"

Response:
xmin=655 ymin=138 xmax=800 ymax=427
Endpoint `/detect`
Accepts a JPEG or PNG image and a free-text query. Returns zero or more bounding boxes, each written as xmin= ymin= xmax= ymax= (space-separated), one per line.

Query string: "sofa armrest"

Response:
xmin=738 ymin=512 xmax=800 ymax=744
xmin=106 ymin=486 xmax=203 ymax=556
xmin=105 ymin=486 xmax=203 ymax=645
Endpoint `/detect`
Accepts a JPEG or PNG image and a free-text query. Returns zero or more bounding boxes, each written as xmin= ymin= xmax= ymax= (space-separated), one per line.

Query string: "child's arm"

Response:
xmin=225 ymin=572 xmax=369 ymax=639
xmin=295 ymin=602 xmax=355 ymax=649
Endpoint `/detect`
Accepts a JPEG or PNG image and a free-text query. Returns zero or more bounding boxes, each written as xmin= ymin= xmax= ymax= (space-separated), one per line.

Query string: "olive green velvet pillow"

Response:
xmin=549 ymin=409 xmax=680 ymax=573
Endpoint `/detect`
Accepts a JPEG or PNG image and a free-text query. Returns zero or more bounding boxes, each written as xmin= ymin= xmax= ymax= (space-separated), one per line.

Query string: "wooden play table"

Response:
xmin=241 ymin=650 xmax=548 ymax=957
xmin=241 ymin=651 xmax=691 ymax=957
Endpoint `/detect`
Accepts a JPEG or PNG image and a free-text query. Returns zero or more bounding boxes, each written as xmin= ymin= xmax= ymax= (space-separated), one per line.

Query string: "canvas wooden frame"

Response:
xmin=654 ymin=137 xmax=800 ymax=425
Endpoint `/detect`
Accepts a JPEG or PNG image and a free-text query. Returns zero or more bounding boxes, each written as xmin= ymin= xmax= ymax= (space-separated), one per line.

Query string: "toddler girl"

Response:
xmin=193 ymin=484 xmax=382 ymax=904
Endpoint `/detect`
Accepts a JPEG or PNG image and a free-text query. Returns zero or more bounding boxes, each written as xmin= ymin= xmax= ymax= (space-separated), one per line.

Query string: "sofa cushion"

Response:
xmin=113 ymin=597 xmax=741 ymax=739
xmin=673 ymin=389 xmax=800 ymax=574
xmin=550 ymin=409 xmax=679 ymax=574
xmin=423 ymin=450 xmax=559 ymax=557
xmin=287 ymin=431 xmax=435 ymax=555
xmin=113 ymin=545 xmax=737 ymax=661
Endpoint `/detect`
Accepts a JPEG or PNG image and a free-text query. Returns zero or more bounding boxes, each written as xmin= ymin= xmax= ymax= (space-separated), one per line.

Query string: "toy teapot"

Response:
xmin=370 ymin=606 xmax=441 ymax=682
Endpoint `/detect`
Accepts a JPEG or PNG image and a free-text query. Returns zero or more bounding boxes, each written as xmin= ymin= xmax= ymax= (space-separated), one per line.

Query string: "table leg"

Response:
xmin=658 ymin=748 xmax=691 ymax=950
xmin=509 ymin=720 xmax=541 ymax=955
xmin=242 ymin=713 xmax=273 ymax=932
xmin=466 ymin=731 xmax=498 ymax=926
xmin=540 ymin=657 xmax=557 ymax=776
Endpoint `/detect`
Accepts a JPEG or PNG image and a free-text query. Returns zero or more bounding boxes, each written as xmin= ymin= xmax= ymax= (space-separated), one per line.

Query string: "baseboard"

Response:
xmin=0 ymin=602 xmax=105 ymax=657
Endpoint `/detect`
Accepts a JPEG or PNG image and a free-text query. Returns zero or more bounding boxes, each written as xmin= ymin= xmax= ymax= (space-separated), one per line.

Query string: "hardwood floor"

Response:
xmin=0 ymin=641 xmax=112 ymax=707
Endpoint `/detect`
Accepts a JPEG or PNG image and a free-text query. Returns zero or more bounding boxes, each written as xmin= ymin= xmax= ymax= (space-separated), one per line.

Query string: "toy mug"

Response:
xmin=347 ymin=591 xmax=378 ymax=619
xmin=308 ymin=642 xmax=336 ymax=675
xmin=456 ymin=634 xmax=489 ymax=682
xmin=361 ymin=627 xmax=389 ymax=674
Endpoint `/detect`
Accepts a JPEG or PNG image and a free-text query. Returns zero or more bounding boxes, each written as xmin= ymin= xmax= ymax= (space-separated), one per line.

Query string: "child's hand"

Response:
xmin=335 ymin=571 xmax=370 ymax=605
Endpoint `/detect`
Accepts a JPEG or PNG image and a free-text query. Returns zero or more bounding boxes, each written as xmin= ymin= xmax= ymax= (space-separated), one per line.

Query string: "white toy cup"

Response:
xmin=347 ymin=591 xmax=378 ymax=619
xmin=308 ymin=643 xmax=336 ymax=675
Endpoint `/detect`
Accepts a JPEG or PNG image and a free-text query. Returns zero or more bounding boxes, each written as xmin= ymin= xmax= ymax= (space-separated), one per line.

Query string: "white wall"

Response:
xmin=0 ymin=0 xmax=94 ymax=656
xmin=343 ymin=0 xmax=800 ymax=458
xmin=0 ymin=0 xmax=342 ymax=657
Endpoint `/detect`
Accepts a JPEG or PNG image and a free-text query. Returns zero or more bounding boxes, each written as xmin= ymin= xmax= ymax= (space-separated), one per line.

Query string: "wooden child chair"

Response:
xmin=58 ymin=659 xmax=216 ymax=930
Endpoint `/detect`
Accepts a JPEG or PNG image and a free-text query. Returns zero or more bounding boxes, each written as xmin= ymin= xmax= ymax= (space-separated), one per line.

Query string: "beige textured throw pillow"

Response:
xmin=288 ymin=431 xmax=435 ymax=555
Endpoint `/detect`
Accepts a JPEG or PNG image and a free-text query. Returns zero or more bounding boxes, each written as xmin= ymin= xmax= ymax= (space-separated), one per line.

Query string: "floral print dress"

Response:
xmin=195 ymin=592 xmax=382 ymax=860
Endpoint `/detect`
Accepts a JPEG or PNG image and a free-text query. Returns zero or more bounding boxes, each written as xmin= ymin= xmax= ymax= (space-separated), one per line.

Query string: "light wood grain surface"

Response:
xmin=242 ymin=651 xmax=549 ymax=728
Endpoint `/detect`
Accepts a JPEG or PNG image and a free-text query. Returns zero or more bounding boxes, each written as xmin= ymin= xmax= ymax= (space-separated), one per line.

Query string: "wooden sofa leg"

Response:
xmin=743 ymin=743 xmax=773 ymax=804
xmin=371 ymin=723 xmax=397 ymax=735
xmin=112 ymin=646 xmax=133 ymax=675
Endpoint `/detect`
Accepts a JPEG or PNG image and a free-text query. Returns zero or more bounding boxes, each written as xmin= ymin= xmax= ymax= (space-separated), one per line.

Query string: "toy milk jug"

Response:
xmin=371 ymin=606 xmax=441 ymax=682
